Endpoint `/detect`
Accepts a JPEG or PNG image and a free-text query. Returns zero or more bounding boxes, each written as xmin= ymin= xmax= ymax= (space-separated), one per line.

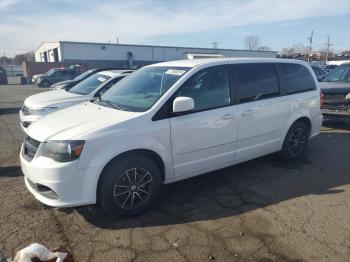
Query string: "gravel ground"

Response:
xmin=1 ymin=84 xmax=350 ymax=262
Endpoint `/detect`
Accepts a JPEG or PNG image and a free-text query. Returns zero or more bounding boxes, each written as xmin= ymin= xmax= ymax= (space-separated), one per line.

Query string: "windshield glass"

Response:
xmin=74 ymin=69 xmax=94 ymax=81
xmin=99 ymin=66 xmax=190 ymax=112
xmin=45 ymin=69 xmax=56 ymax=76
xmin=323 ymin=65 xmax=350 ymax=82
xmin=69 ymin=73 xmax=111 ymax=95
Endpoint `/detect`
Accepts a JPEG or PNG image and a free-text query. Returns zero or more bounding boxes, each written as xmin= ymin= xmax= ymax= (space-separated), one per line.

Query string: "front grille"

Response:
xmin=23 ymin=136 xmax=41 ymax=162
xmin=324 ymin=94 xmax=345 ymax=102
xmin=22 ymin=106 xmax=30 ymax=115
xmin=323 ymin=94 xmax=347 ymax=110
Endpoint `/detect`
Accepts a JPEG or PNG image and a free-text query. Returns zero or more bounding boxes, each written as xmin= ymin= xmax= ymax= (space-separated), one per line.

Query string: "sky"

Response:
xmin=0 ymin=0 xmax=349 ymax=57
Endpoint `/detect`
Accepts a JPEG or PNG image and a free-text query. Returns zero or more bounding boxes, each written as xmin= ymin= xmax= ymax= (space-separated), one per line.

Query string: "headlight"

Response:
xmin=26 ymin=107 xmax=57 ymax=115
xmin=345 ymin=93 xmax=350 ymax=100
xmin=53 ymin=84 xmax=68 ymax=90
xmin=41 ymin=140 xmax=85 ymax=162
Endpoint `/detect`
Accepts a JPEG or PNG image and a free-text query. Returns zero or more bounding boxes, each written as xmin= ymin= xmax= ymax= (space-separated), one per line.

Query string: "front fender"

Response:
xmin=77 ymin=130 xmax=173 ymax=189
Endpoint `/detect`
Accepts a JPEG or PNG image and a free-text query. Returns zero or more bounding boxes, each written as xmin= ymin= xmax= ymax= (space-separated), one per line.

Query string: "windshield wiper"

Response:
xmin=102 ymin=99 xmax=126 ymax=110
xmin=92 ymin=93 xmax=126 ymax=111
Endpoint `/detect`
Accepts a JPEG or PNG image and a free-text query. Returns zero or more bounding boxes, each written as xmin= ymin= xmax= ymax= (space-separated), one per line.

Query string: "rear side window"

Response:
xmin=232 ymin=63 xmax=279 ymax=103
xmin=278 ymin=63 xmax=316 ymax=94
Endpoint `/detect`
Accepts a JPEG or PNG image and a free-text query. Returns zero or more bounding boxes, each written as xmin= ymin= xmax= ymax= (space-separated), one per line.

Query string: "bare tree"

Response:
xmin=243 ymin=35 xmax=261 ymax=50
xmin=257 ymin=46 xmax=271 ymax=51
xmin=12 ymin=51 xmax=35 ymax=65
xmin=281 ymin=43 xmax=308 ymax=54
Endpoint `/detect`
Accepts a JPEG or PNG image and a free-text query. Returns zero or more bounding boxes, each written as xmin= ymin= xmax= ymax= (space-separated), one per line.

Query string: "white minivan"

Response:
xmin=19 ymin=70 xmax=132 ymax=131
xmin=20 ymin=58 xmax=322 ymax=217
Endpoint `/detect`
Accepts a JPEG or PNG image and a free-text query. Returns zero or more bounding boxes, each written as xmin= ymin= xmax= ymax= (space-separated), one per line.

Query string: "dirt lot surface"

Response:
xmin=1 ymin=84 xmax=350 ymax=262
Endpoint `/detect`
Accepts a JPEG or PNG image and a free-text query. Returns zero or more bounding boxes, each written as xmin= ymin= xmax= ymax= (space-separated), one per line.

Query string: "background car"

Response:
xmin=51 ymin=68 xmax=134 ymax=90
xmin=309 ymin=63 xmax=328 ymax=81
xmin=320 ymin=63 xmax=350 ymax=123
xmin=20 ymin=70 xmax=132 ymax=131
xmin=323 ymin=64 xmax=338 ymax=73
xmin=35 ymin=68 xmax=80 ymax=88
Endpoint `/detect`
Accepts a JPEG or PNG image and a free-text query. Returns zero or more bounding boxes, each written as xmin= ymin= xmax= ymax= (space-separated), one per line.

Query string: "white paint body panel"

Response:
xmin=21 ymin=58 xmax=322 ymax=207
xmin=19 ymin=71 xmax=124 ymax=132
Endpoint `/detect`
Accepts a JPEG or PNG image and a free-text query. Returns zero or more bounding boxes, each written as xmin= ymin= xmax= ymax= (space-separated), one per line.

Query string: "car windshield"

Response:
xmin=69 ymin=73 xmax=111 ymax=95
xmin=45 ymin=69 xmax=56 ymax=76
xmin=323 ymin=65 xmax=350 ymax=82
xmin=98 ymin=66 xmax=190 ymax=112
xmin=74 ymin=69 xmax=94 ymax=81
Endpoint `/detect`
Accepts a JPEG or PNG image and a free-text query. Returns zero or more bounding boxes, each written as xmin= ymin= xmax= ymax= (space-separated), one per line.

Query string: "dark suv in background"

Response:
xmin=36 ymin=68 xmax=79 ymax=87
xmin=320 ymin=63 xmax=350 ymax=123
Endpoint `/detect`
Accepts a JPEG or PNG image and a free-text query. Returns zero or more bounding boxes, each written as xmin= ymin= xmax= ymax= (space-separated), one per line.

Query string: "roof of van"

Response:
xmin=148 ymin=58 xmax=309 ymax=68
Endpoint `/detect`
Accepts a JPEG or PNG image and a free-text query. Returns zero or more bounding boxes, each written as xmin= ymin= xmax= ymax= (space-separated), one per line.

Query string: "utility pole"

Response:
xmin=325 ymin=35 xmax=332 ymax=64
xmin=307 ymin=31 xmax=313 ymax=62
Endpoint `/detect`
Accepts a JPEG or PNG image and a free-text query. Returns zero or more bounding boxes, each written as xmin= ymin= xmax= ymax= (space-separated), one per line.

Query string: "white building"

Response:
xmin=35 ymin=41 xmax=277 ymax=68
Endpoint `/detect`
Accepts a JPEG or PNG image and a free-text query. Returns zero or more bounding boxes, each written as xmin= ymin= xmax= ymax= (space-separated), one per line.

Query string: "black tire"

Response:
xmin=98 ymin=154 xmax=162 ymax=218
xmin=279 ymin=121 xmax=310 ymax=161
xmin=39 ymin=80 xmax=50 ymax=88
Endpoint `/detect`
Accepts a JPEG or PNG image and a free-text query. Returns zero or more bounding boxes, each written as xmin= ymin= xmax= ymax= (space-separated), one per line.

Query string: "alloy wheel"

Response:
xmin=113 ymin=167 xmax=153 ymax=210
xmin=288 ymin=127 xmax=306 ymax=155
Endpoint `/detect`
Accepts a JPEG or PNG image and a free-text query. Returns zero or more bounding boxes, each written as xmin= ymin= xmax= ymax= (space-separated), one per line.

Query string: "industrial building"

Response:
xmin=35 ymin=41 xmax=277 ymax=68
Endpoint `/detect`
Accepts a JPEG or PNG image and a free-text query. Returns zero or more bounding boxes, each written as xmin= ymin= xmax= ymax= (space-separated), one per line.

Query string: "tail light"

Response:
xmin=320 ymin=92 xmax=324 ymax=108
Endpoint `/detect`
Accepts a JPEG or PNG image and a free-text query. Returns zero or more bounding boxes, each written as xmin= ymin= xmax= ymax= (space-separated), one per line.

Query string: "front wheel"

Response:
xmin=279 ymin=121 xmax=309 ymax=161
xmin=98 ymin=154 xmax=162 ymax=217
xmin=39 ymin=80 xmax=50 ymax=88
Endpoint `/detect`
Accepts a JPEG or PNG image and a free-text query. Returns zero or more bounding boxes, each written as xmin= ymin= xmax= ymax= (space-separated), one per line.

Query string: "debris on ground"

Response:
xmin=0 ymin=249 xmax=6 ymax=262
xmin=9 ymin=243 xmax=74 ymax=262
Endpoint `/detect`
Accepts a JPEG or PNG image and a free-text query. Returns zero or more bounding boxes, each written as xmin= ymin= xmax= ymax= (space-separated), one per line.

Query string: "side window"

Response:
xmin=64 ymin=70 xmax=75 ymax=76
xmin=232 ymin=63 xmax=279 ymax=103
xmin=177 ymin=66 xmax=230 ymax=111
xmin=278 ymin=63 xmax=316 ymax=94
xmin=51 ymin=71 xmax=61 ymax=77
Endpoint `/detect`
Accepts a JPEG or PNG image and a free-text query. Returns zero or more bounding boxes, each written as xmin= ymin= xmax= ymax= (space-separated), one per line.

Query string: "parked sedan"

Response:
xmin=320 ymin=63 xmax=350 ymax=123
xmin=20 ymin=70 xmax=132 ymax=131
xmin=51 ymin=68 xmax=133 ymax=90
xmin=36 ymin=68 xmax=79 ymax=87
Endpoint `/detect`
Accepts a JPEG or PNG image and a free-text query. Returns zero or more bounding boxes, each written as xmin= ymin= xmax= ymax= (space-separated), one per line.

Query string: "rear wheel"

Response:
xmin=98 ymin=154 xmax=162 ymax=217
xmin=279 ymin=121 xmax=309 ymax=161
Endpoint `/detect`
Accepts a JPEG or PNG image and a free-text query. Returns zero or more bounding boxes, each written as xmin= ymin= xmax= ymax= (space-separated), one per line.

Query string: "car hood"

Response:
xmin=320 ymin=82 xmax=350 ymax=94
xmin=24 ymin=89 xmax=85 ymax=108
xmin=27 ymin=102 xmax=138 ymax=141
xmin=51 ymin=79 xmax=77 ymax=87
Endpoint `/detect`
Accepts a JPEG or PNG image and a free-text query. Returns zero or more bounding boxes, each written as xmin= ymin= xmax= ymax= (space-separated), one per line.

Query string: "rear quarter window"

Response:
xmin=278 ymin=63 xmax=316 ymax=94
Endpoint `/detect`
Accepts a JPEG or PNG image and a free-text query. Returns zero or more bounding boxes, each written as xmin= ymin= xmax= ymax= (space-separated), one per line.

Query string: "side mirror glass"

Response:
xmin=173 ymin=97 xmax=195 ymax=113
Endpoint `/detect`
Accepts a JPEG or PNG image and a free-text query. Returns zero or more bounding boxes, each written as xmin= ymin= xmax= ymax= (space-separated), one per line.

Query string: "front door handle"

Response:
xmin=220 ymin=113 xmax=234 ymax=119
xmin=241 ymin=108 xmax=255 ymax=116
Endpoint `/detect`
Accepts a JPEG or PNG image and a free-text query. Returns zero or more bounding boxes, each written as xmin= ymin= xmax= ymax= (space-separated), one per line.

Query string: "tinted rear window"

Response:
xmin=278 ymin=63 xmax=316 ymax=94
xmin=232 ymin=63 xmax=279 ymax=103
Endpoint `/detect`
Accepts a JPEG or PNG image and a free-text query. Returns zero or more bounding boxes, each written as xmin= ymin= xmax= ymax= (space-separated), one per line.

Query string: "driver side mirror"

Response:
xmin=173 ymin=97 xmax=194 ymax=113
